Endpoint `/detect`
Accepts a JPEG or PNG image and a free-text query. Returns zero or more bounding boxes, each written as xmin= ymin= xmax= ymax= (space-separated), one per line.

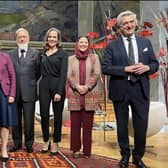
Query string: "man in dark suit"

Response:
xmin=9 ymin=28 xmax=40 ymax=153
xmin=102 ymin=11 xmax=159 ymax=168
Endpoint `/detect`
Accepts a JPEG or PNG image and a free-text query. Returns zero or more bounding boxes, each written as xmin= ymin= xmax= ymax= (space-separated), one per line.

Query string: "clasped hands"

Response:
xmin=76 ymin=84 xmax=89 ymax=95
xmin=125 ymin=62 xmax=150 ymax=75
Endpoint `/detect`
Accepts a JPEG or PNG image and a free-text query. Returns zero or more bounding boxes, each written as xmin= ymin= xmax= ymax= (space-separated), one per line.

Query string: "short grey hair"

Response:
xmin=117 ymin=10 xmax=137 ymax=26
xmin=15 ymin=28 xmax=29 ymax=38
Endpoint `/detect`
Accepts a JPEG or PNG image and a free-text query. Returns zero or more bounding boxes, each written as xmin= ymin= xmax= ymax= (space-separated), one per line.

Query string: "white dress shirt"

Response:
xmin=122 ymin=34 xmax=139 ymax=63
xmin=18 ymin=48 xmax=27 ymax=58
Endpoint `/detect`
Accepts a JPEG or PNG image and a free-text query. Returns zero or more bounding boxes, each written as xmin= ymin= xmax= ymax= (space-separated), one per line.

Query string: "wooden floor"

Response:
xmin=34 ymin=120 xmax=168 ymax=168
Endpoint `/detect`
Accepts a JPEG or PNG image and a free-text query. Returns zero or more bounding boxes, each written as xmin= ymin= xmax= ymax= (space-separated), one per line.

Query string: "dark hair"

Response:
xmin=76 ymin=36 xmax=90 ymax=44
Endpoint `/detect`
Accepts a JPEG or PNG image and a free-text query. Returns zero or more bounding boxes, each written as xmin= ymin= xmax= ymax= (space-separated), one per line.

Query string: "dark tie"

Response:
xmin=20 ymin=49 xmax=25 ymax=62
xmin=127 ymin=37 xmax=135 ymax=65
xmin=127 ymin=37 xmax=137 ymax=82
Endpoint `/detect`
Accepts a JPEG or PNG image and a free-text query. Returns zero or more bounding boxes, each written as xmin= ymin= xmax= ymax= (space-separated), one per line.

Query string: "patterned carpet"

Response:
xmin=1 ymin=143 xmax=135 ymax=168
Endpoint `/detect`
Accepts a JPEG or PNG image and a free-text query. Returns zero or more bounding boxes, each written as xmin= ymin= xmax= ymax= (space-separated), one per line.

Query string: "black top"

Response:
xmin=40 ymin=48 xmax=68 ymax=95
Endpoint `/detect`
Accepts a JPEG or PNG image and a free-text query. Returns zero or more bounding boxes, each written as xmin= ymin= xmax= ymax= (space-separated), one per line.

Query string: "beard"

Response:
xmin=18 ymin=43 xmax=28 ymax=50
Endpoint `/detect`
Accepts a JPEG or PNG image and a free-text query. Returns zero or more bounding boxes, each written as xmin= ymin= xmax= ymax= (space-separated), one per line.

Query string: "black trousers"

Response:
xmin=113 ymin=81 xmax=149 ymax=160
xmin=39 ymin=77 xmax=65 ymax=143
xmin=12 ymin=96 xmax=35 ymax=148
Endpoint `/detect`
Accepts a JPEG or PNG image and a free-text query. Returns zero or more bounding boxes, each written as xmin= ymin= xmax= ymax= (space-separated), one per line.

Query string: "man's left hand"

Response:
xmin=133 ymin=62 xmax=150 ymax=75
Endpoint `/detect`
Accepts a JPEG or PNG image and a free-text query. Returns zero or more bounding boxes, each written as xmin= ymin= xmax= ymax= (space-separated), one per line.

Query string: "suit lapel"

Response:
xmin=136 ymin=36 xmax=144 ymax=62
xmin=117 ymin=37 xmax=129 ymax=64
xmin=25 ymin=48 xmax=33 ymax=62
xmin=13 ymin=48 xmax=20 ymax=64
xmin=25 ymin=48 xmax=30 ymax=60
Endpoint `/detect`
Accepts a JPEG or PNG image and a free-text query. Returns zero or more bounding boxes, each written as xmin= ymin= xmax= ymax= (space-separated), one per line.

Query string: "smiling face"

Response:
xmin=47 ymin=30 xmax=58 ymax=49
xmin=119 ymin=15 xmax=137 ymax=37
xmin=77 ymin=37 xmax=89 ymax=52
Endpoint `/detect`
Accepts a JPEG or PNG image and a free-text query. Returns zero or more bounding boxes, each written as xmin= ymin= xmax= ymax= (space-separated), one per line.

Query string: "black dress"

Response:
xmin=0 ymin=87 xmax=17 ymax=127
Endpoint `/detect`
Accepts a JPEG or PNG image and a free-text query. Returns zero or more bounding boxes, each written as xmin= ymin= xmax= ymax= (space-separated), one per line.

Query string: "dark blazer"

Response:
xmin=9 ymin=47 xmax=40 ymax=102
xmin=102 ymin=36 xmax=159 ymax=100
xmin=0 ymin=52 xmax=16 ymax=97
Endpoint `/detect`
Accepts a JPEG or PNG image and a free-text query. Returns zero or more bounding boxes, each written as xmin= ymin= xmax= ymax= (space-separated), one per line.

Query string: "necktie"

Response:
xmin=20 ymin=49 xmax=25 ymax=62
xmin=127 ymin=37 xmax=137 ymax=82
xmin=127 ymin=37 xmax=135 ymax=65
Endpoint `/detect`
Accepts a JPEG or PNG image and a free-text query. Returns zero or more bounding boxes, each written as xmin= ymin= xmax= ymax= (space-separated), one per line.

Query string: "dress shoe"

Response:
xmin=78 ymin=152 xmax=90 ymax=159
xmin=119 ymin=155 xmax=130 ymax=168
xmin=1 ymin=157 xmax=9 ymax=162
xmin=72 ymin=151 xmax=80 ymax=158
xmin=132 ymin=158 xmax=147 ymax=168
xmin=40 ymin=141 xmax=51 ymax=154
xmin=50 ymin=151 xmax=58 ymax=156
xmin=9 ymin=145 xmax=21 ymax=152
xmin=83 ymin=155 xmax=90 ymax=159
xmin=26 ymin=147 xmax=34 ymax=153
xmin=50 ymin=143 xmax=58 ymax=156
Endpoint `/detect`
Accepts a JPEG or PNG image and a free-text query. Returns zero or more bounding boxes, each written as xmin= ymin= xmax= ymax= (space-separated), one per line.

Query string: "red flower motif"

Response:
xmin=86 ymin=32 xmax=100 ymax=39
xmin=106 ymin=34 xmax=117 ymax=40
xmin=138 ymin=30 xmax=153 ymax=37
xmin=156 ymin=47 xmax=167 ymax=57
xmin=148 ymin=72 xmax=159 ymax=79
xmin=91 ymin=40 xmax=107 ymax=49
xmin=106 ymin=18 xmax=117 ymax=29
xmin=143 ymin=21 xmax=153 ymax=28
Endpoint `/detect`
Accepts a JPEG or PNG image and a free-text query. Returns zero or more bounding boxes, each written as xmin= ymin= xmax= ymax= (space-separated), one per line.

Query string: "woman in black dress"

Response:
xmin=0 ymin=51 xmax=17 ymax=162
xmin=39 ymin=27 xmax=68 ymax=155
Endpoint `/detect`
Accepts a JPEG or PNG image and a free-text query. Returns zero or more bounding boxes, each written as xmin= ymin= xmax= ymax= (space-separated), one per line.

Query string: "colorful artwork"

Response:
xmin=0 ymin=1 xmax=78 ymax=42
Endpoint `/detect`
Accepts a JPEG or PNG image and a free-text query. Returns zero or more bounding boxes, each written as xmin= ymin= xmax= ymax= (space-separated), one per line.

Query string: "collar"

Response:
xmin=122 ymin=34 xmax=136 ymax=41
xmin=18 ymin=48 xmax=28 ymax=53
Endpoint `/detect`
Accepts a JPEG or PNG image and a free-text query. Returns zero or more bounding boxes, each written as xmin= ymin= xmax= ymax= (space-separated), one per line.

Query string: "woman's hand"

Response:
xmin=54 ymin=94 xmax=61 ymax=102
xmin=76 ymin=85 xmax=88 ymax=95
xmin=8 ymin=96 xmax=15 ymax=103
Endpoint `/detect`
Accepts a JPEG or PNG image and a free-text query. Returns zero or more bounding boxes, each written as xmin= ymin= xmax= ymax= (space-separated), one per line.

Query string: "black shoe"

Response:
xmin=132 ymin=158 xmax=147 ymax=168
xmin=50 ymin=151 xmax=58 ymax=156
xmin=9 ymin=145 xmax=21 ymax=152
xmin=26 ymin=147 xmax=34 ymax=153
xmin=119 ymin=155 xmax=130 ymax=168
xmin=1 ymin=157 xmax=9 ymax=162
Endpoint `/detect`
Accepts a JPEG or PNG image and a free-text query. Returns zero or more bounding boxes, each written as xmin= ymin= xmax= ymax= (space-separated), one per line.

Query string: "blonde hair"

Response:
xmin=44 ymin=27 xmax=62 ymax=49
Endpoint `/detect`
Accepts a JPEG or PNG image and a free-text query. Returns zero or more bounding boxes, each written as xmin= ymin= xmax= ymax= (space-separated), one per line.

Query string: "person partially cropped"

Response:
xmin=67 ymin=36 xmax=101 ymax=158
xmin=39 ymin=27 xmax=68 ymax=155
xmin=0 ymin=51 xmax=17 ymax=162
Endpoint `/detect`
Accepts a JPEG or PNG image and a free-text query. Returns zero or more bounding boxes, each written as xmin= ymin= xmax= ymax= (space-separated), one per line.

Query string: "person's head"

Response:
xmin=76 ymin=36 xmax=90 ymax=52
xmin=44 ymin=27 xmax=62 ymax=50
xmin=116 ymin=10 xmax=138 ymax=37
xmin=15 ymin=28 xmax=29 ymax=49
